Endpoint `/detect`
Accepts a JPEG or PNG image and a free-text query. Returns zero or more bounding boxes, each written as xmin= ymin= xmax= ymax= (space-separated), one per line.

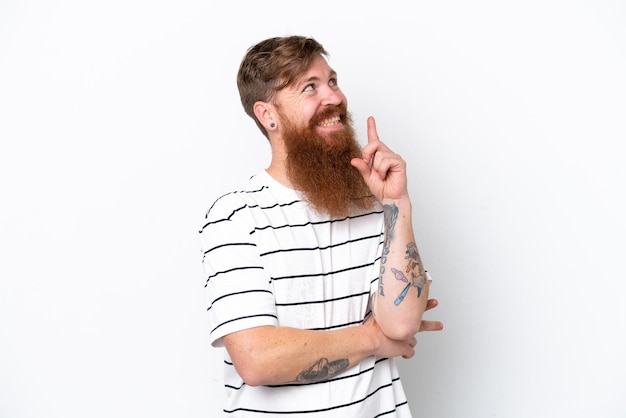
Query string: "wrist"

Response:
xmin=359 ymin=316 xmax=383 ymax=358
xmin=380 ymin=197 xmax=413 ymax=225
xmin=380 ymin=194 xmax=411 ymax=208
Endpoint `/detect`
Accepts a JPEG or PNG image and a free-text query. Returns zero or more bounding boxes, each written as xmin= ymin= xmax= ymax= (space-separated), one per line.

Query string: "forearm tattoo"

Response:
xmin=379 ymin=204 xmax=427 ymax=306
xmin=393 ymin=242 xmax=427 ymax=305
xmin=293 ymin=358 xmax=349 ymax=383
xmin=379 ymin=204 xmax=398 ymax=297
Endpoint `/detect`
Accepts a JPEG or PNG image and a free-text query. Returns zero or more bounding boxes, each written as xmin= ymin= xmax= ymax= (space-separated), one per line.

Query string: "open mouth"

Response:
xmin=317 ymin=115 xmax=341 ymax=127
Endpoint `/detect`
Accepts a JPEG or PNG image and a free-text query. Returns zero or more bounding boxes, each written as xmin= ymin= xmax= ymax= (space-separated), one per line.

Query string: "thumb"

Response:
xmin=350 ymin=157 xmax=370 ymax=179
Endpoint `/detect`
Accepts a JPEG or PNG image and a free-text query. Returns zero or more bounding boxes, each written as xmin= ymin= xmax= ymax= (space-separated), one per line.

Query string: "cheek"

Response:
xmin=301 ymin=102 xmax=319 ymax=121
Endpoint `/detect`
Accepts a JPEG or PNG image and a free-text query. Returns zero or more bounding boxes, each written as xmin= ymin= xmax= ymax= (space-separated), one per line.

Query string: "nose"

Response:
xmin=321 ymin=86 xmax=345 ymax=107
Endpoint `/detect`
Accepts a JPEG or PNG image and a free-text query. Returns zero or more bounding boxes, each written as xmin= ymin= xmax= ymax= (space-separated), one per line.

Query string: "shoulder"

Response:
xmin=200 ymin=172 xmax=296 ymax=233
xmin=202 ymin=174 xmax=267 ymax=218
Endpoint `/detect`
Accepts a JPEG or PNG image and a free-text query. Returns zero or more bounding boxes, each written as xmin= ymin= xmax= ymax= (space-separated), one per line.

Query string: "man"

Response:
xmin=199 ymin=35 xmax=443 ymax=417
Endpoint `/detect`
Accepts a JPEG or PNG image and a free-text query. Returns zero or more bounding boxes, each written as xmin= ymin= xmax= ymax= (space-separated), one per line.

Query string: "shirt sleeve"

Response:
xmin=199 ymin=195 xmax=278 ymax=347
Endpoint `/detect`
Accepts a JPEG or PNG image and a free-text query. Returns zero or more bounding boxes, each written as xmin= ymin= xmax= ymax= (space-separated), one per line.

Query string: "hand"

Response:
xmin=362 ymin=314 xmax=418 ymax=360
xmin=419 ymin=298 xmax=444 ymax=332
xmin=351 ymin=116 xmax=408 ymax=202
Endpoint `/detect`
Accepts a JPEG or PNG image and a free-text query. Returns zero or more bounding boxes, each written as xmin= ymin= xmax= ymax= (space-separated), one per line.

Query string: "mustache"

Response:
xmin=309 ymin=104 xmax=348 ymax=127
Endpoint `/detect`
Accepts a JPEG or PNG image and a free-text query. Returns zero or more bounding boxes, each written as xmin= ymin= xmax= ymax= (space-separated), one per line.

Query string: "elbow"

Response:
xmin=223 ymin=327 xmax=282 ymax=387
xmin=380 ymin=320 xmax=421 ymax=341
xmin=376 ymin=310 xmax=424 ymax=341
xmin=238 ymin=370 xmax=266 ymax=388
xmin=232 ymin=355 xmax=272 ymax=387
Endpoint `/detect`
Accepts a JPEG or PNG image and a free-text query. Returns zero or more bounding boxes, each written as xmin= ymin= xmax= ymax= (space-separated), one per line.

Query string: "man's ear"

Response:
xmin=253 ymin=101 xmax=277 ymax=132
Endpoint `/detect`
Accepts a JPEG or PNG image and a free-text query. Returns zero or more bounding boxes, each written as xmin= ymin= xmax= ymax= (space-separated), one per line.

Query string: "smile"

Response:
xmin=317 ymin=115 xmax=341 ymax=127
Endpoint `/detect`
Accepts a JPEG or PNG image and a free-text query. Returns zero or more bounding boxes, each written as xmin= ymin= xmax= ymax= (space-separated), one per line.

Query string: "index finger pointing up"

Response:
xmin=367 ymin=116 xmax=379 ymax=144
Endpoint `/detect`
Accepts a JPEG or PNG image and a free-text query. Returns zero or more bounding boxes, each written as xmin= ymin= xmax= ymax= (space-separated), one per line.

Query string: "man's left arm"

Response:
xmin=373 ymin=195 xmax=431 ymax=339
xmin=351 ymin=116 xmax=439 ymax=340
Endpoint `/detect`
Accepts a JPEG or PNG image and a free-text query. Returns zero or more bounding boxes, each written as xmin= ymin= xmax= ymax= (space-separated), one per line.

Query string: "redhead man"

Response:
xmin=199 ymin=35 xmax=443 ymax=417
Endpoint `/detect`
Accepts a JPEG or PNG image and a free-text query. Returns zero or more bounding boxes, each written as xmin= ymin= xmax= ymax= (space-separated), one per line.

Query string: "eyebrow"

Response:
xmin=296 ymin=69 xmax=338 ymax=89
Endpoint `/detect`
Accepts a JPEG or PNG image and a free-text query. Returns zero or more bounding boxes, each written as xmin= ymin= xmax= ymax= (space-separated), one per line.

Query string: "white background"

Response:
xmin=1 ymin=1 xmax=625 ymax=417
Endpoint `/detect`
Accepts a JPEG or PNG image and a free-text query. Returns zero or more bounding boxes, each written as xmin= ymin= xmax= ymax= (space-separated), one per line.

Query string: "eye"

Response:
xmin=303 ymin=83 xmax=316 ymax=92
xmin=329 ymin=77 xmax=338 ymax=87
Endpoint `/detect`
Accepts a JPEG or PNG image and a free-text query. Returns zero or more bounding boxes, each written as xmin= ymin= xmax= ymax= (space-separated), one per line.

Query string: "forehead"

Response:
xmin=292 ymin=55 xmax=336 ymax=86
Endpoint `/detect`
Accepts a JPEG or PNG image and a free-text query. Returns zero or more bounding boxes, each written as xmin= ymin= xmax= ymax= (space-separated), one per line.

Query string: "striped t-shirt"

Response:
xmin=199 ymin=170 xmax=413 ymax=417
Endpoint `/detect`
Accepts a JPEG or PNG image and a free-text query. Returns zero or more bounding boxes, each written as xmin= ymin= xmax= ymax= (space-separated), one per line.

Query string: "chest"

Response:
xmin=250 ymin=211 xmax=383 ymax=329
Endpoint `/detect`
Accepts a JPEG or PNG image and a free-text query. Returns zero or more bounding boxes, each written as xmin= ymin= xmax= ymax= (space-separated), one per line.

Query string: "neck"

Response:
xmin=266 ymin=143 xmax=293 ymax=188
xmin=266 ymin=163 xmax=292 ymax=188
xmin=265 ymin=134 xmax=294 ymax=188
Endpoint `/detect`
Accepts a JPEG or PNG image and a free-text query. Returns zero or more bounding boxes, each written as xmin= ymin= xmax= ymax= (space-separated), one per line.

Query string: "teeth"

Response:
xmin=318 ymin=116 xmax=341 ymax=127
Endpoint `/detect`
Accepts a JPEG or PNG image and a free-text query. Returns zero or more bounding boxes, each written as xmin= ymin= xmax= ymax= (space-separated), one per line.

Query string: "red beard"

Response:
xmin=280 ymin=106 xmax=376 ymax=218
